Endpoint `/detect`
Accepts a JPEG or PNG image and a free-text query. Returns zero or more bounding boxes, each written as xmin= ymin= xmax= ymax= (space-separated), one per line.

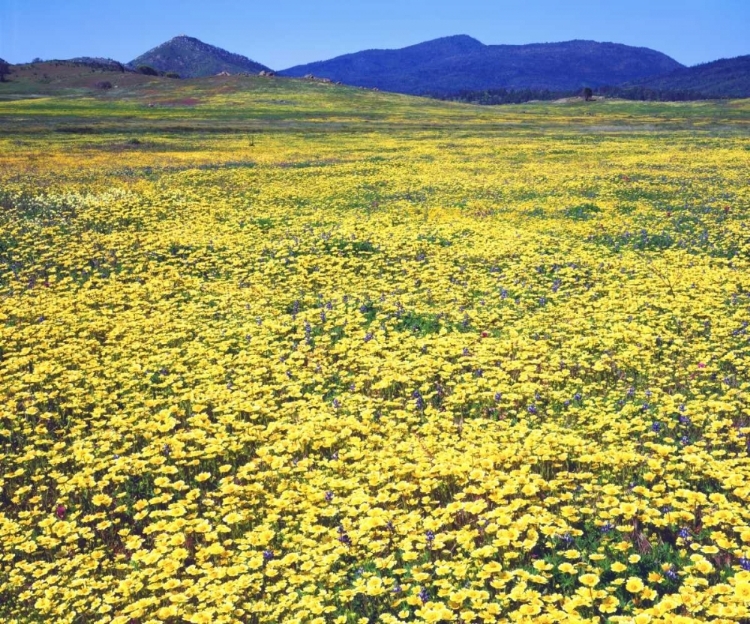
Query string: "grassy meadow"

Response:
xmin=1 ymin=74 xmax=750 ymax=623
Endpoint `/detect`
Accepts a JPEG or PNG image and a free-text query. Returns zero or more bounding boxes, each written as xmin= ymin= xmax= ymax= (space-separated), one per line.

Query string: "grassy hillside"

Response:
xmin=1 ymin=76 xmax=750 ymax=624
xmin=1 ymin=68 xmax=748 ymax=134
xmin=0 ymin=60 xmax=163 ymax=99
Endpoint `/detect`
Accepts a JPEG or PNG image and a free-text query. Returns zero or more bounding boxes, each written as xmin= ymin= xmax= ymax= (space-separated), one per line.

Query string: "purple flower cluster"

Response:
xmin=425 ymin=530 xmax=435 ymax=548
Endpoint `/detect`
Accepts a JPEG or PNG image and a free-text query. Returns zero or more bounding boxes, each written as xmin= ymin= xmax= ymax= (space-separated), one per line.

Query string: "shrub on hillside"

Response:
xmin=165 ymin=72 xmax=181 ymax=79
xmin=94 ymin=81 xmax=113 ymax=90
xmin=0 ymin=58 xmax=10 ymax=82
xmin=137 ymin=65 xmax=159 ymax=76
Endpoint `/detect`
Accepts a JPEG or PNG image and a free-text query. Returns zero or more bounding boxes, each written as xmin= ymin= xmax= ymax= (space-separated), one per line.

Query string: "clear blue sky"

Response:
xmin=1 ymin=0 xmax=747 ymax=68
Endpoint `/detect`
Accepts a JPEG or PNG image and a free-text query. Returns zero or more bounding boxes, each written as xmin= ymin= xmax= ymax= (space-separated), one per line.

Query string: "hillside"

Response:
xmin=0 ymin=60 xmax=162 ymax=99
xmin=626 ymin=55 xmax=750 ymax=98
xmin=280 ymin=35 xmax=684 ymax=94
xmin=129 ymin=35 xmax=271 ymax=78
xmin=68 ymin=57 xmax=129 ymax=71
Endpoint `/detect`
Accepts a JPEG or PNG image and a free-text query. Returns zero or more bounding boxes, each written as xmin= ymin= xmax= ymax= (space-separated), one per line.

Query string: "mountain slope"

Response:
xmin=626 ymin=55 xmax=750 ymax=97
xmin=280 ymin=36 xmax=684 ymax=94
xmin=130 ymin=35 xmax=271 ymax=78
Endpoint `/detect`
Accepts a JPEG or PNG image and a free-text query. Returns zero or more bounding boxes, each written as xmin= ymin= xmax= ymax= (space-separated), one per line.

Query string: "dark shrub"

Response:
xmin=137 ymin=65 xmax=159 ymax=76
xmin=94 ymin=81 xmax=113 ymax=90
xmin=0 ymin=58 xmax=10 ymax=82
xmin=165 ymin=71 xmax=180 ymax=79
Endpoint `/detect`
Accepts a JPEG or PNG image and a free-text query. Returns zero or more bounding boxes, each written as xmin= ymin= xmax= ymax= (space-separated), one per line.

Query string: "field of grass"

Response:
xmin=1 ymin=74 xmax=750 ymax=623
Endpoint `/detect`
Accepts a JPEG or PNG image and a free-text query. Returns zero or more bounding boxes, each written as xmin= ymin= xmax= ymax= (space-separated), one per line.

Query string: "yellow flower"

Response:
xmin=579 ymin=573 xmax=599 ymax=587
xmin=610 ymin=562 xmax=627 ymax=573
xmin=91 ymin=494 xmax=112 ymax=507
xmin=482 ymin=561 xmax=503 ymax=574
xmin=598 ymin=595 xmax=619 ymax=614
xmin=647 ymin=572 xmax=663 ymax=583
xmin=223 ymin=512 xmax=243 ymax=524
xmin=735 ymin=581 xmax=750 ymax=603
xmin=625 ymin=577 xmax=645 ymax=593
xmin=365 ymin=577 xmax=384 ymax=596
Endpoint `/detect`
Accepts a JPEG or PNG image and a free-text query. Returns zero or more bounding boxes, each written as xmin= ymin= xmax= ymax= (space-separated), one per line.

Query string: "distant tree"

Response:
xmin=137 ymin=65 xmax=159 ymax=76
xmin=165 ymin=71 xmax=181 ymax=79
xmin=582 ymin=87 xmax=593 ymax=101
xmin=0 ymin=58 xmax=10 ymax=82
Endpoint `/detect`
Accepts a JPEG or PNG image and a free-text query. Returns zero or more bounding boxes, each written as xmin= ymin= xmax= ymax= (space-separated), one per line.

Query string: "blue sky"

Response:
xmin=0 ymin=0 xmax=747 ymax=68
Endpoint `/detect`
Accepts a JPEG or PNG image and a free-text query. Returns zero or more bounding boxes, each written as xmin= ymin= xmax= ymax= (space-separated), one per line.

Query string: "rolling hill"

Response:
xmin=4 ymin=34 xmax=746 ymax=100
xmin=129 ymin=35 xmax=271 ymax=78
xmin=280 ymin=35 xmax=685 ymax=94
xmin=626 ymin=54 xmax=750 ymax=98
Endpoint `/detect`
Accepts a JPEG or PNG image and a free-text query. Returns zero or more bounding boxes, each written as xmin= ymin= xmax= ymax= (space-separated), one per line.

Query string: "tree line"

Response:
xmin=426 ymin=85 xmax=724 ymax=105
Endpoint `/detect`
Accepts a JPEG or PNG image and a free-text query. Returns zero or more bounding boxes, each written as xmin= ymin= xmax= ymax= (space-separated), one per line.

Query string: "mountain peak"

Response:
xmin=429 ymin=34 xmax=484 ymax=46
xmin=130 ymin=36 xmax=271 ymax=78
xmin=169 ymin=35 xmax=203 ymax=45
xmin=403 ymin=34 xmax=485 ymax=55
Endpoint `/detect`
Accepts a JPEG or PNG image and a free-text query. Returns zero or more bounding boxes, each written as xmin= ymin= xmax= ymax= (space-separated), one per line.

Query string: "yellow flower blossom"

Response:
xmin=579 ymin=573 xmax=599 ymax=587
xmin=626 ymin=577 xmax=645 ymax=593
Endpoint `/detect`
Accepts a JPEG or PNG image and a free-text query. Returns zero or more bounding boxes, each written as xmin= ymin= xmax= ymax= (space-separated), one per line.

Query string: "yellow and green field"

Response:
xmin=1 ymin=75 xmax=750 ymax=623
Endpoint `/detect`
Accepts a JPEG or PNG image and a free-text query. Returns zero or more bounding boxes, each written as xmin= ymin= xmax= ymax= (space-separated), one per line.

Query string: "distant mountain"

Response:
xmin=129 ymin=35 xmax=271 ymax=78
xmin=280 ymin=35 xmax=684 ymax=94
xmin=625 ymin=55 xmax=750 ymax=98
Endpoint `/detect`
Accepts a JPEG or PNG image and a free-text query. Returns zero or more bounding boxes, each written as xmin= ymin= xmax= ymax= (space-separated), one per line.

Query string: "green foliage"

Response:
xmin=137 ymin=65 xmax=159 ymax=76
xmin=565 ymin=203 xmax=602 ymax=220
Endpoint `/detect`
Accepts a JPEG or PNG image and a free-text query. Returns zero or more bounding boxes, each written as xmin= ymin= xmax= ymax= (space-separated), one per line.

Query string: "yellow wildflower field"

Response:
xmin=0 ymin=81 xmax=749 ymax=623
